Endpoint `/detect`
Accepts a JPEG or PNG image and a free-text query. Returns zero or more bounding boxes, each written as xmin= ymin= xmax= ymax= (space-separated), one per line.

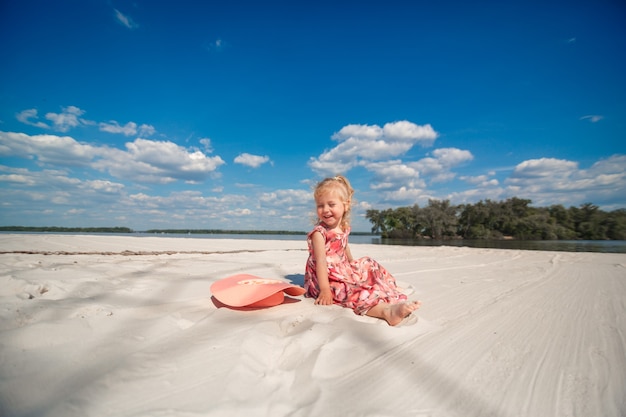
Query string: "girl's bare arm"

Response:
xmin=311 ymin=231 xmax=333 ymax=305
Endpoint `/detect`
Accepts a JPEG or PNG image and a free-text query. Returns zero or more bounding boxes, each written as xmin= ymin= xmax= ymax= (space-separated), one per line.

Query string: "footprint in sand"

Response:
xmin=18 ymin=284 xmax=50 ymax=300
xmin=224 ymin=318 xmax=324 ymax=410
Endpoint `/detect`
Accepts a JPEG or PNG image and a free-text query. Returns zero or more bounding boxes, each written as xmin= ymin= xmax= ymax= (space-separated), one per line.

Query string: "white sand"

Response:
xmin=1 ymin=234 xmax=625 ymax=417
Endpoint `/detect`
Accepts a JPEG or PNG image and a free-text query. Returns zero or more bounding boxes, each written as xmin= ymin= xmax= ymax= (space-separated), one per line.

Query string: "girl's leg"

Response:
xmin=366 ymin=301 xmax=421 ymax=326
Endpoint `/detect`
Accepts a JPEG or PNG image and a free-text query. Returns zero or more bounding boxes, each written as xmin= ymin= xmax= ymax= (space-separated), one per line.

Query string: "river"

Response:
xmin=3 ymin=232 xmax=625 ymax=253
xmin=133 ymin=233 xmax=626 ymax=253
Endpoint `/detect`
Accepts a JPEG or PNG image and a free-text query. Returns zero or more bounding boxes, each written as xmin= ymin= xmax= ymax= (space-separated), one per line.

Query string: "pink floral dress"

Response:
xmin=305 ymin=224 xmax=408 ymax=315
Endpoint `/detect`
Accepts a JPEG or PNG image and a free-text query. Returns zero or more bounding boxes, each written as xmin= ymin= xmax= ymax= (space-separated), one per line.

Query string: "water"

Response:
xmin=142 ymin=233 xmax=625 ymax=253
xmin=372 ymin=237 xmax=626 ymax=254
xmin=4 ymin=232 xmax=626 ymax=253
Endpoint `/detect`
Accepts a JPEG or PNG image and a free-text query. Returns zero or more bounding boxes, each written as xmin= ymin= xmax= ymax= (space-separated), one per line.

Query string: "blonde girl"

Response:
xmin=304 ymin=175 xmax=421 ymax=326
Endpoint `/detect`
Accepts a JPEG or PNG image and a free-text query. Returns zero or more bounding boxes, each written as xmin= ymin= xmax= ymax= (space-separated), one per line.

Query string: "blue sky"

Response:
xmin=1 ymin=0 xmax=625 ymax=232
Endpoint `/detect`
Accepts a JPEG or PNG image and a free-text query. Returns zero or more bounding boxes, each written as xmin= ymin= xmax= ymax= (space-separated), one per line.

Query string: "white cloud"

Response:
xmin=365 ymin=160 xmax=425 ymax=191
xmin=309 ymin=126 xmax=472 ymax=204
xmin=430 ymin=156 xmax=625 ymax=209
xmin=199 ymin=138 xmax=213 ymax=153
xmin=505 ymin=155 xmax=626 ymax=207
xmin=461 ymin=174 xmax=488 ymax=185
xmin=258 ymin=188 xmax=314 ymax=223
xmin=17 ymin=106 xmax=92 ymax=132
xmin=45 ymin=106 xmax=90 ymax=132
xmin=382 ymin=121 xmax=438 ymax=143
xmin=510 ymin=158 xmax=578 ymax=179
xmin=431 ymin=148 xmax=474 ymax=166
xmin=82 ymin=179 xmax=125 ymax=193
xmin=258 ymin=189 xmax=311 ymax=207
xmin=2 ymin=152 xmax=624 ymax=231
xmin=16 ymin=109 xmax=50 ymax=129
xmin=234 ymin=153 xmax=271 ymax=168
xmin=3 ymin=106 xmax=626 ymax=231
xmin=138 ymin=124 xmax=156 ymax=137
xmin=99 ymin=121 xmax=139 ymax=136
xmin=580 ymin=115 xmax=603 ymax=123
xmin=0 ymin=132 xmax=225 ymax=184
xmin=408 ymin=147 xmax=473 ymax=183
xmin=447 ymin=187 xmax=506 ymax=205
xmin=353 ymin=146 xmax=474 ymax=206
xmin=206 ymin=38 xmax=225 ymax=52
xmin=332 ymin=124 xmax=384 ymax=141
xmin=94 ymin=138 xmax=226 ymax=183
xmin=99 ymin=121 xmax=155 ymax=137
xmin=0 ymin=166 xmax=89 ymax=190
xmin=0 ymin=166 xmax=115 ymax=214
xmin=587 ymin=154 xmax=626 ymax=175
xmin=0 ymin=173 xmax=36 ymax=186
xmin=309 ymin=120 xmax=439 ymax=175
xmin=17 ymin=106 xmax=154 ymax=138
xmin=121 ymin=191 xmax=254 ymax=226
xmin=226 ymin=208 xmax=252 ymax=217
xmin=380 ymin=186 xmax=432 ymax=205
xmin=0 ymin=131 xmax=98 ymax=166
xmin=114 ymin=9 xmax=138 ymax=29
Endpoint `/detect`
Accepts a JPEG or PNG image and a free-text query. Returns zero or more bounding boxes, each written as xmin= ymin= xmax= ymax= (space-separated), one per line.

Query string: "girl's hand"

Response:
xmin=315 ymin=289 xmax=333 ymax=306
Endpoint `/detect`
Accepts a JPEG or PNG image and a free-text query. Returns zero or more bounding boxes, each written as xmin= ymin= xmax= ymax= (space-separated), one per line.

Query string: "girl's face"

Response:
xmin=316 ymin=189 xmax=347 ymax=230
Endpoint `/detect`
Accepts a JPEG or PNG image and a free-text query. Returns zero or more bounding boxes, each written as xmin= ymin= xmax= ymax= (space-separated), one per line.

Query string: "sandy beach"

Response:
xmin=1 ymin=234 xmax=625 ymax=417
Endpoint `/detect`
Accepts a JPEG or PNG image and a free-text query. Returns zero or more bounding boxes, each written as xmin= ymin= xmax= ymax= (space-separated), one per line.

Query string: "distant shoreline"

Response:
xmin=0 ymin=226 xmax=135 ymax=233
xmin=2 ymin=229 xmax=625 ymax=253
xmin=0 ymin=226 xmax=379 ymax=236
xmin=1 ymin=226 xmax=624 ymax=240
xmin=0 ymin=226 xmax=305 ymax=234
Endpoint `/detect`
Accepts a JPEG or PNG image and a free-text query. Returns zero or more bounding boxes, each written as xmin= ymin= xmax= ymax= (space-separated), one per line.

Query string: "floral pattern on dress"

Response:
xmin=304 ymin=224 xmax=408 ymax=315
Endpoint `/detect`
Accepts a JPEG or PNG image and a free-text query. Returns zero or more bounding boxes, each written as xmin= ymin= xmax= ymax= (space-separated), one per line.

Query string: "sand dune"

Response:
xmin=1 ymin=234 xmax=624 ymax=417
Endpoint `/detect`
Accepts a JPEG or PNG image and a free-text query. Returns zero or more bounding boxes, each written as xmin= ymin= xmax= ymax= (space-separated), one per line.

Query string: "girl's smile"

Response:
xmin=316 ymin=192 xmax=346 ymax=230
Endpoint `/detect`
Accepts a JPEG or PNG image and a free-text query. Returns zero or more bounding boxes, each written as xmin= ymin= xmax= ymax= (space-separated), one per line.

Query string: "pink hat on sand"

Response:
xmin=211 ymin=274 xmax=306 ymax=308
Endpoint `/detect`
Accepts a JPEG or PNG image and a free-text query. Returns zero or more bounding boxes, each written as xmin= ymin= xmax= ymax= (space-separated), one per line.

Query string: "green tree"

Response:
xmin=458 ymin=201 xmax=491 ymax=238
xmin=365 ymin=209 xmax=386 ymax=235
xmin=365 ymin=199 xmax=624 ymax=241
xmin=420 ymin=199 xmax=458 ymax=239
xmin=388 ymin=206 xmax=418 ymax=238
xmin=498 ymin=198 xmax=532 ymax=236
xmin=605 ymin=209 xmax=626 ymax=240
xmin=571 ymin=203 xmax=603 ymax=239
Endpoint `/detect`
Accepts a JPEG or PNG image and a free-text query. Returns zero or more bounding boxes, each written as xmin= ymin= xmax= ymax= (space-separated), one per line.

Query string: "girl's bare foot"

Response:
xmin=367 ymin=300 xmax=422 ymax=326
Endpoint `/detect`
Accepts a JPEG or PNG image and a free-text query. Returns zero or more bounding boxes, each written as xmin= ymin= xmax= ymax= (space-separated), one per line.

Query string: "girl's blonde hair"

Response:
xmin=313 ymin=175 xmax=355 ymax=229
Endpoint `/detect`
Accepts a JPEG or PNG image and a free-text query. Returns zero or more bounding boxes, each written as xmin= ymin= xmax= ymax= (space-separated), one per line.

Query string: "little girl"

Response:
xmin=304 ymin=175 xmax=421 ymax=326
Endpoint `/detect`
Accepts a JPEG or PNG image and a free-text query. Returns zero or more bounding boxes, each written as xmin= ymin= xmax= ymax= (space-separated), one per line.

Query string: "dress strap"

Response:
xmin=307 ymin=224 xmax=327 ymax=240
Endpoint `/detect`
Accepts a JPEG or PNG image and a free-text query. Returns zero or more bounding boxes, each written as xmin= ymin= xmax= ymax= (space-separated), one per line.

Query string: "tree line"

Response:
xmin=143 ymin=229 xmax=305 ymax=235
xmin=365 ymin=198 xmax=626 ymax=240
xmin=0 ymin=226 xmax=133 ymax=233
